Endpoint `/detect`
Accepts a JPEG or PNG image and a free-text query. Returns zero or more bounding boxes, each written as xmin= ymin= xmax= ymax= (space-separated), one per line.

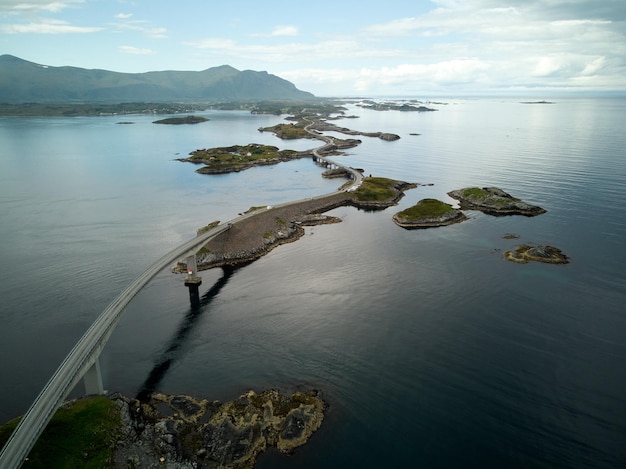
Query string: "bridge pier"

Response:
xmin=184 ymin=254 xmax=202 ymax=306
xmin=83 ymin=358 xmax=104 ymax=395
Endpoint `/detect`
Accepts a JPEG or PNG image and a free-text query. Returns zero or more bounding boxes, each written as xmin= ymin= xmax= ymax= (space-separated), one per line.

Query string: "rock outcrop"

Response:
xmin=113 ymin=389 xmax=325 ymax=468
xmin=393 ymin=198 xmax=467 ymax=228
xmin=504 ymin=244 xmax=569 ymax=264
xmin=447 ymin=187 xmax=546 ymax=216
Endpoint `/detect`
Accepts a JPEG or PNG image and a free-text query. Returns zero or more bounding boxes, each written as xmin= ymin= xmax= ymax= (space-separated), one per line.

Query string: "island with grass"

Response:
xmin=152 ymin=115 xmax=209 ymax=124
xmin=355 ymin=100 xmax=438 ymax=112
xmin=447 ymin=187 xmax=546 ymax=216
xmin=504 ymin=244 xmax=569 ymax=264
xmin=393 ymin=198 xmax=467 ymax=228
xmin=178 ymin=144 xmax=311 ymax=174
xmin=0 ymin=389 xmax=325 ymax=468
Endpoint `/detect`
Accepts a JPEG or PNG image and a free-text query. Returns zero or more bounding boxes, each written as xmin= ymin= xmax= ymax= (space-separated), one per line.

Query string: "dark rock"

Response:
xmin=447 ymin=187 xmax=546 ymax=216
xmin=113 ymin=389 xmax=325 ymax=468
xmin=505 ymin=244 xmax=569 ymax=264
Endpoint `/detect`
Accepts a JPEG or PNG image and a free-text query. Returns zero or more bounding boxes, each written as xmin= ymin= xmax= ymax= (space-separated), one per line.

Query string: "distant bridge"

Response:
xmin=0 ymin=119 xmax=362 ymax=468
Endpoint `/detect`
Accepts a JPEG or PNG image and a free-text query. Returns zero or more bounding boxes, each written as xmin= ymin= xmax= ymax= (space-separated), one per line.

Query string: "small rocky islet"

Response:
xmin=112 ymin=389 xmax=325 ymax=468
xmin=153 ymin=115 xmax=209 ymax=125
xmin=447 ymin=186 xmax=546 ymax=216
xmin=504 ymin=244 xmax=569 ymax=264
xmin=393 ymin=198 xmax=466 ymax=229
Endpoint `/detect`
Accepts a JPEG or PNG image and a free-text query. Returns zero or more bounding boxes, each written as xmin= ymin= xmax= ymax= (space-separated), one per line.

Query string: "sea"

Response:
xmin=1 ymin=97 xmax=625 ymax=468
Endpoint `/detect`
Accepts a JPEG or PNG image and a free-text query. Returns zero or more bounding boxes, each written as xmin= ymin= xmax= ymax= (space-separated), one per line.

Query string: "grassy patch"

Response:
xmin=153 ymin=115 xmax=209 ymax=125
xmin=397 ymin=199 xmax=454 ymax=219
xmin=352 ymin=177 xmax=397 ymax=202
xmin=196 ymin=220 xmax=220 ymax=235
xmin=189 ymin=144 xmax=282 ymax=166
xmin=0 ymin=396 xmax=121 ymax=468
xmin=260 ymin=123 xmax=313 ymax=139
xmin=462 ymin=187 xmax=489 ymax=198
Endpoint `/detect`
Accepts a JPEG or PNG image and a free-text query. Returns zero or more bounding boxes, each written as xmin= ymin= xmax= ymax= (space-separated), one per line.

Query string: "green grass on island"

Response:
xmin=396 ymin=198 xmax=455 ymax=219
xmin=189 ymin=144 xmax=296 ymax=167
xmin=461 ymin=187 xmax=490 ymax=198
xmin=153 ymin=115 xmax=209 ymax=124
xmin=259 ymin=123 xmax=314 ymax=139
xmin=0 ymin=396 xmax=121 ymax=468
xmin=352 ymin=177 xmax=398 ymax=202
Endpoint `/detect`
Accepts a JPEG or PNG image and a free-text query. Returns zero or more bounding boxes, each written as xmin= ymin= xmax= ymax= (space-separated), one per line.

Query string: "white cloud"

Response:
xmin=271 ymin=25 xmax=298 ymax=37
xmin=1 ymin=18 xmax=101 ymax=33
xmin=112 ymin=19 xmax=167 ymax=39
xmin=119 ymin=45 xmax=155 ymax=55
xmin=115 ymin=13 xmax=132 ymax=19
xmin=0 ymin=0 xmax=84 ymax=13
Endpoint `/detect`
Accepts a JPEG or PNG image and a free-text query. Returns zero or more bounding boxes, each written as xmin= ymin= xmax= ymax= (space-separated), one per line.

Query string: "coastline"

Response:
xmin=189 ymin=179 xmax=415 ymax=271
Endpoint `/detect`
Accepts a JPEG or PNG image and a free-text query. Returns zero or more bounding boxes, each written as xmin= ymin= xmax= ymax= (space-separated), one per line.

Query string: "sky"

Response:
xmin=1 ymin=0 xmax=625 ymax=97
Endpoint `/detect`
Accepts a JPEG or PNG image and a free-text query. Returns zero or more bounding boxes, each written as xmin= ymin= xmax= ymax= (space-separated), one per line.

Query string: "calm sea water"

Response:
xmin=1 ymin=98 xmax=625 ymax=468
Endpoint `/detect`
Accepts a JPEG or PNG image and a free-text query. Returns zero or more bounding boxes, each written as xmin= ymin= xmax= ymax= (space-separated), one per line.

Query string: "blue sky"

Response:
xmin=1 ymin=0 xmax=625 ymax=96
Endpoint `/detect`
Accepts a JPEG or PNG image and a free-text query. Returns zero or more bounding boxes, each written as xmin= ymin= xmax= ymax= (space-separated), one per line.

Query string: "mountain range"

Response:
xmin=0 ymin=55 xmax=315 ymax=103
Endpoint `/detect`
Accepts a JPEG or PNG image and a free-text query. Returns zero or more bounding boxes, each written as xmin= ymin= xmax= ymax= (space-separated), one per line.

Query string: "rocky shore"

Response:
xmin=504 ymin=244 xmax=569 ymax=264
xmin=185 ymin=179 xmax=414 ymax=271
xmin=112 ymin=389 xmax=325 ymax=468
xmin=447 ymin=186 xmax=546 ymax=216
xmin=393 ymin=198 xmax=467 ymax=228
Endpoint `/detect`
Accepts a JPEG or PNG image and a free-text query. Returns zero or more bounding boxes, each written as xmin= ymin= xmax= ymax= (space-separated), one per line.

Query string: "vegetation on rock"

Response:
xmin=505 ymin=244 xmax=569 ymax=264
xmin=448 ymin=186 xmax=546 ymax=216
xmin=180 ymin=144 xmax=305 ymax=174
xmin=0 ymin=396 xmax=121 ymax=468
xmin=259 ymin=122 xmax=314 ymax=139
xmin=351 ymin=177 xmax=398 ymax=202
xmin=152 ymin=115 xmax=209 ymax=124
xmin=393 ymin=198 xmax=467 ymax=228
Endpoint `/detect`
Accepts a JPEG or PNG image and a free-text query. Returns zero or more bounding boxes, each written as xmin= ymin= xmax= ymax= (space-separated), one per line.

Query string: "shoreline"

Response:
xmin=186 ymin=180 xmax=415 ymax=271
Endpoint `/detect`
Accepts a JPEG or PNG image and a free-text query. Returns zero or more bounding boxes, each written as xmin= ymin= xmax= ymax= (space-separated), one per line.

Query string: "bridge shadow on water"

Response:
xmin=135 ymin=266 xmax=235 ymax=401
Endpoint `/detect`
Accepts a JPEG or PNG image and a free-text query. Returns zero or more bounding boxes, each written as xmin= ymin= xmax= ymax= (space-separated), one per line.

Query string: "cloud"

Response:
xmin=115 ymin=13 xmax=133 ymax=20
xmin=119 ymin=45 xmax=155 ymax=55
xmin=1 ymin=18 xmax=102 ymax=33
xmin=184 ymin=36 xmax=399 ymax=64
xmin=0 ymin=0 xmax=84 ymax=13
xmin=281 ymin=59 xmax=492 ymax=94
xmin=111 ymin=19 xmax=167 ymax=39
xmin=270 ymin=25 xmax=298 ymax=37
xmin=250 ymin=25 xmax=299 ymax=38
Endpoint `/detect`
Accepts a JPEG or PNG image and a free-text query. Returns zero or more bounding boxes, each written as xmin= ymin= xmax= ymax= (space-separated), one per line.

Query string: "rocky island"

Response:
xmin=355 ymin=100 xmax=438 ymax=112
xmin=178 ymin=144 xmax=311 ymax=174
xmin=393 ymin=198 xmax=467 ymax=228
xmin=504 ymin=244 xmax=569 ymax=264
xmin=1 ymin=389 xmax=325 ymax=468
xmin=114 ymin=389 xmax=325 ymax=468
xmin=260 ymin=119 xmax=400 ymax=142
xmin=447 ymin=187 xmax=546 ymax=216
xmin=153 ymin=115 xmax=209 ymax=124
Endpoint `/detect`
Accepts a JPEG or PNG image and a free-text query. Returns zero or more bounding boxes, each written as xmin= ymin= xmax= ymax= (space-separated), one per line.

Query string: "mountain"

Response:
xmin=0 ymin=55 xmax=315 ymax=103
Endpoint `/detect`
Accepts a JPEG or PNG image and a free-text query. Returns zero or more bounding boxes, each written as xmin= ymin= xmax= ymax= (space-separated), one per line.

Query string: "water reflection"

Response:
xmin=136 ymin=267 xmax=234 ymax=401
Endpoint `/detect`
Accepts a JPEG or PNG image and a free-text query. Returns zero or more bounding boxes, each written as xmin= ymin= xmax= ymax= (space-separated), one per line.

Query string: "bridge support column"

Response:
xmin=184 ymin=255 xmax=202 ymax=306
xmin=83 ymin=357 xmax=104 ymax=395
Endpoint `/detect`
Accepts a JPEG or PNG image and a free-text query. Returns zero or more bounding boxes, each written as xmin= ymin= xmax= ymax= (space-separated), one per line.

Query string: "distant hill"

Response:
xmin=0 ymin=55 xmax=315 ymax=103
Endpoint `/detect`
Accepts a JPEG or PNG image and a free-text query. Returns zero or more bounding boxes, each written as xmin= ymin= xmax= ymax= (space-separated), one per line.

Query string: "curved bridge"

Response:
xmin=0 ymin=123 xmax=362 ymax=468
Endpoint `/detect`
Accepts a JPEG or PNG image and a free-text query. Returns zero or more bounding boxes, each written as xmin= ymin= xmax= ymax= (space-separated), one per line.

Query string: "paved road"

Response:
xmin=0 ymin=118 xmax=362 ymax=468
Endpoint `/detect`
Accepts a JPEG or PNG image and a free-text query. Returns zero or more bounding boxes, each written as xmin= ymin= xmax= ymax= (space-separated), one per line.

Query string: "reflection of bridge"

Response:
xmin=0 ymin=119 xmax=362 ymax=467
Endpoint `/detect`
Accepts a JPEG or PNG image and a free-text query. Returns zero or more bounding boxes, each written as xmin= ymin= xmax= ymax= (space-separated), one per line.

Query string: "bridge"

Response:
xmin=0 ymin=119 xmax=362 ymax=468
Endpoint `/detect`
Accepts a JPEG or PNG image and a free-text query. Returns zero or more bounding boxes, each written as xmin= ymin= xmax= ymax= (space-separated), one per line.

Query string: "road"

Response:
xmin=0 ymin=117 xmax=363 ymax=468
